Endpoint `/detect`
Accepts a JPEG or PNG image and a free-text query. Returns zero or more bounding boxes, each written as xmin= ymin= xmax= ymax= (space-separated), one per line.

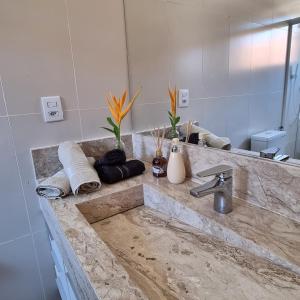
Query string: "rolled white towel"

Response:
xmin=58 ymin=141 xmax=101 ymax=195
xmin=36 ymin=157 xmax=96 ymax=199
xmin=36 ymin=169 xmax=70 ymax=199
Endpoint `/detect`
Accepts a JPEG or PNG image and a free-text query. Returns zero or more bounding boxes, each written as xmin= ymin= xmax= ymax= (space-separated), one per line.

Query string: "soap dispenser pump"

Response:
xmin=167 ymin=138 xmax=186 ymax=184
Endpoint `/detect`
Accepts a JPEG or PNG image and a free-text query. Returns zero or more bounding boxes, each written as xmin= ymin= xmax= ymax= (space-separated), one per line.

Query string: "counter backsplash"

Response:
xmin=31 ymin=133 xmax=300 ymax=223
xmin=132 ymin=133 xmax=300 ymax=223
xmin=31 ymin=134 xmax=133 ymax=180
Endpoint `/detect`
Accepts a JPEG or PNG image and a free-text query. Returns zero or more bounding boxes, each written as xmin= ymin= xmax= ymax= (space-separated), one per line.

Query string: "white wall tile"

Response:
xmin=0 ymin=117 xmax=30 ymax=243
xmin=9 ymin=111 xmax=81 ymax=233
xmin=0 ymin=0 xmax=77 ymax=115
xmin=0 ymin=235 xmax=43 ymax=300
xmin=66 ymin=0 xmax=128 ymax=109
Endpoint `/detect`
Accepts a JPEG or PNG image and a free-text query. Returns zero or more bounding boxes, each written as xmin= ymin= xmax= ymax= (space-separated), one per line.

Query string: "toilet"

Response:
xmin=251 ymin=130 xmax=287 ymax=154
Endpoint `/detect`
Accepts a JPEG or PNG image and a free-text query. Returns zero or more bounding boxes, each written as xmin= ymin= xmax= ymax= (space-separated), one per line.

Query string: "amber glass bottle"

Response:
xmin=152 ymin=150 xmax=167 ymax=177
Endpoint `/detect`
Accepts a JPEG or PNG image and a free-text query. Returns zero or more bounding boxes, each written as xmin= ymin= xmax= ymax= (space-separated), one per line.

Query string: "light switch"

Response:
xmin=41 ymin=96 xmax=64 ymax=122
xmin=178 ymin=89 xmax=189 ymax=108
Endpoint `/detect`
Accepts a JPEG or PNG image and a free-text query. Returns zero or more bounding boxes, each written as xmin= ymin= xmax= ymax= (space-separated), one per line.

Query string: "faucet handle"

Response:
xmin=196 ymin=165 xmax=233 ymax=179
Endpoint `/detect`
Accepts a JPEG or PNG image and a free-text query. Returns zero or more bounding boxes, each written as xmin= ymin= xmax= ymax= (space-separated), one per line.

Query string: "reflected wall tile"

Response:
xmin=66 ymin=0 xmax=128 ymax=109
xmin=167 ymin=2 xmax=205 ymax=99
xmin=198 ymin=98 xmax=228 ymax=137
xmin=225 ymin=95 xmax=250 ymax=149
xmin=202 ymin=0 xmax=230 ymax=16
xmin=125 ymin=0 xmax=170 ymax=104
xmin=132 ymin=102 xmax=170 ymax=132
xmin=229 ymin=0 xmax=273 ymax=25
xmin=0 ymin=117 xmax=30 ymax=243
xmin=0 ymin=236 xmax=43 ymax=300
xmin=228 ymin=17 xmax=253 ymax=95
xmin=10 ymin=111 xmax=81 ymax=233
xmin=202 ymin=15 xmax=230 ymax=98
xmin=249 ymin=92 xmax=282 ymax=136
xmin=250 ymin=26 xmax=272 ymax=94
xmin=273 ymin=0 xmax=300 ymax=23
xmin=269 ymin=27 xmax=288 ymax=92
xmin=0 ymin=78 xmax=6 ymax=116
xmin=0 ymin=0 xmax=77 ymax=115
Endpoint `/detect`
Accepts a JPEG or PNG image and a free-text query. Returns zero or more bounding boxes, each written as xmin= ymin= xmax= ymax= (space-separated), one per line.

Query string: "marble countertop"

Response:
xmin=40 ymin=164 xmax=300 ymax=300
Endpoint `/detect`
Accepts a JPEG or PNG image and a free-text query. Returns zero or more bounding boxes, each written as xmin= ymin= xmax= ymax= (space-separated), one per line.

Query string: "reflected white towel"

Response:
xmin=190 ymin=124 xmax=231 ymax=150
xmin=58 ymin=141 xmax=101 ymax=195
xmin=36 ymin=169 xmax=70 ymax=199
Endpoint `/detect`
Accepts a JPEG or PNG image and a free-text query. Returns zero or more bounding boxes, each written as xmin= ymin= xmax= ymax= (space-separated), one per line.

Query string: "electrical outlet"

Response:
xmin=41 ymin=96 xmax=64 ymax=122
xmin=178 ymin=89 xmax=189 ymax=108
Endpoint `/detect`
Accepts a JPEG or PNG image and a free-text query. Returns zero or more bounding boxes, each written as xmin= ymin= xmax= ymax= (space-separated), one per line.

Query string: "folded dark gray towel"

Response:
xmin=94 ymin=160 xmax=145 ymax=184
xmin=98 ymin=149 xmax=126 ymax=166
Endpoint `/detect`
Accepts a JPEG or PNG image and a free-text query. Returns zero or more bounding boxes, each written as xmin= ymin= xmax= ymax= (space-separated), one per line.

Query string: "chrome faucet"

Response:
xmin=190 ymin=165 xmax=233 ymax=214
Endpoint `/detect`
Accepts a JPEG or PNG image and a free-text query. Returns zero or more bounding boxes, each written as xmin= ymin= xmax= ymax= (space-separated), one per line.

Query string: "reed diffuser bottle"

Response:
xmin=151 ymin=127 xmax=167 ymax=177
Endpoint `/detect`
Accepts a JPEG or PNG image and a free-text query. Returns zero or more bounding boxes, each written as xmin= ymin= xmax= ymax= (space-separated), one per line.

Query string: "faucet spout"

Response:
xmin=190 ymin=177 xmax=222 ymax=198
xmin=190 ymin=165 xmax=233 ymax=214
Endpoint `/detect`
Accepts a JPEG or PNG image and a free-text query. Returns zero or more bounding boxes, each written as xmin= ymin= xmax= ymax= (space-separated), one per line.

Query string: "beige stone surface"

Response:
xmin=133 ymin=133 xmax=300 ymax=222
xmin=93 ymin=206 xmax=300 ymax=300
xmin=39 ymin=165 xmax=300 ymax=299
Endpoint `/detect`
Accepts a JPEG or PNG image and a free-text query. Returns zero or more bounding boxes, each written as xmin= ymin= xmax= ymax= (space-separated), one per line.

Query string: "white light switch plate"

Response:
xmin=41 ymin=96 xmax=64 ymax=122
xmin=178 ymin=89 xmax=189 ymax=108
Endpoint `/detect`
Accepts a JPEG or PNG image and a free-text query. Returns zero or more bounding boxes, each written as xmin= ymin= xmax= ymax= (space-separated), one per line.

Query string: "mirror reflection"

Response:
xmin=124 ymin=0 xmax=300 ymax=164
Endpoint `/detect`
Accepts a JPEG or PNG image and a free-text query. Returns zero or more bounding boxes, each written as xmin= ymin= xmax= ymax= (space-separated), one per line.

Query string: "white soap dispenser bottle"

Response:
xmin=167 ymin=138 xmax=186 ymax=184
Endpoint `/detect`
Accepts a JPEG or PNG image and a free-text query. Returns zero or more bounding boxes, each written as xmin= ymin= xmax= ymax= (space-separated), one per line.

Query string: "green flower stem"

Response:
xmin=116 ymin=124 xmax=121 ymax=149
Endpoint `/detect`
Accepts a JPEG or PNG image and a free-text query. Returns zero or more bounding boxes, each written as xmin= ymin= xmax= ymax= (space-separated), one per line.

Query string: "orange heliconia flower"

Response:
xmin=106 ymin=89 xmax=140 ymax=125
xmin=168 ymin=86 xmax=177 ymax=117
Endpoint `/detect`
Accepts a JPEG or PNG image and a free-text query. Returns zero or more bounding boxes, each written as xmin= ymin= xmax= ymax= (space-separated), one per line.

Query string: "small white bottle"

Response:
xmin=167 ymin=138 xmax=186 ymax=184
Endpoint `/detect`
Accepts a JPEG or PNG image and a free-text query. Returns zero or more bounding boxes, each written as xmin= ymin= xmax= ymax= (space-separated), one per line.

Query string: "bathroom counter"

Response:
xmin=40 ymin=164 xmax=300 ymax=300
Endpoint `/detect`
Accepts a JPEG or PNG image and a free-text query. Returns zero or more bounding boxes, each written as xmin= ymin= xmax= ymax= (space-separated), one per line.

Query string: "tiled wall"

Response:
xmin=125 ymin=0 xmax=300 ymax=149
xmin=0 ymin=0 xmax=129 ymax=299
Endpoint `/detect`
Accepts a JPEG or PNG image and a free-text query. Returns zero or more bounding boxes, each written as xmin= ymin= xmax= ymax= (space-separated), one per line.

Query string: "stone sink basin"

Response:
xmin=76 ymin=184 xmax=300 ymax=300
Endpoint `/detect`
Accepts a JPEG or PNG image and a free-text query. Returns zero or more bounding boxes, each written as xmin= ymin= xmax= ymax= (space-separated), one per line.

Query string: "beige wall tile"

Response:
xmin=10 ymin=111 xmax=82 ymax=232
xmin=0 ymin=117 xmax=30 ymax=243
xmin=66 ymin=0 xmax=128 ymax=109
xmin=80 ymin=108 xmax=132 ymax=140
xmin=0 ymin=235 xmax=43 ymax=299
xmin=0 ymin=0 xmax=77 ymax=115
xmin=0 ymin=77 xmax=6 ymax=116
xmin=33 ymin=230 xmax=60 ymax=300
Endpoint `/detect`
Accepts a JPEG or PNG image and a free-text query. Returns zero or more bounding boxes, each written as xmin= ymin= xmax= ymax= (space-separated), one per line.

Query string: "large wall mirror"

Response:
xmin=124 ymin=0 xmax=300 ymax=165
